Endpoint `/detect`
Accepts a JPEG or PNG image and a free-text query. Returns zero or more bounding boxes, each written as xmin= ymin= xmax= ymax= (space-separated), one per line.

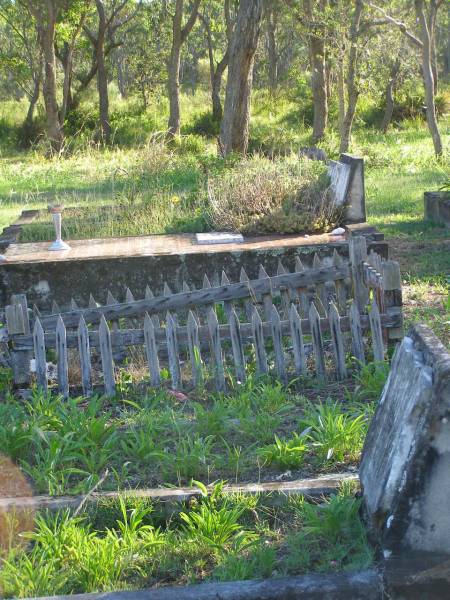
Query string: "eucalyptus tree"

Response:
xmin=83 ymin=0 xmax=141 ymax=143
xmin=365 ymin=0 xmax=444 ymax=156
xmin=18 ymin=0 xmax=69 ymax=151
xmin=0 ymin=0 xmax=42 ymax=132
xmin=122 ymin=2 xmax=170 ymax=108
xmin=199 ymin=0 xmax=235 ymax=121
xmin=167 ymin=0 xmax=201 ymax=136
xmin=219 ymin=0 xmax=263 ymax=155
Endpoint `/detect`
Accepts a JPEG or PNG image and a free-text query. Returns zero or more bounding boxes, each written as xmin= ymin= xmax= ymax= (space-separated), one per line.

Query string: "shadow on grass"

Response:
xmin=375 ymin=218 xmax=448 ymax=240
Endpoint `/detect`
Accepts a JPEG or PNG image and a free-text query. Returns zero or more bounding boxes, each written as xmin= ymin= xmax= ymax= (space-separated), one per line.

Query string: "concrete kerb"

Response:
xmin=24 ymin=570 xmax=382 ymax=600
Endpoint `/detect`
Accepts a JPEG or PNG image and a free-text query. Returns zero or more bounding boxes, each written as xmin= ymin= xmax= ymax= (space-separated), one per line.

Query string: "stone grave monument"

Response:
xmin=361 ymin=323 xmax=450 ymax=554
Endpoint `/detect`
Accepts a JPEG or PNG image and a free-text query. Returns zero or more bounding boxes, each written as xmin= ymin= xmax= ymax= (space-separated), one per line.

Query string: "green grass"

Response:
xmin=0 ymin=378 xmax=373 ymax=496
xmin=0 ymin=484 xmax=372 ymax=597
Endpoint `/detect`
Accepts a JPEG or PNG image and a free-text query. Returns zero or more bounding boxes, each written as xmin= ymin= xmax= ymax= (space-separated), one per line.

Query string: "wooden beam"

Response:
xmin=0 ymin=474 xmax=358 ymax=512
xmin=35 ymin=266 xmax=350 ymax=330
xmin=11 ymin=313 xmax=403 ymax=351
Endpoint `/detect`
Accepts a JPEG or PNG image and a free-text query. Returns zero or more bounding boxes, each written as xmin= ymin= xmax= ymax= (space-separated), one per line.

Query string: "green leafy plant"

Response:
xmin=353 ymin=361 xmax=390 ymax=402
xmin=258 ymin=433 xmax=308 ymax=470
xmin=160 ymin=435 xmax=216 ymax=483
xmin=299 ymin=401 xmax=366 ymax=465
xmin=180 ymin=482 xmax=255 ymax=553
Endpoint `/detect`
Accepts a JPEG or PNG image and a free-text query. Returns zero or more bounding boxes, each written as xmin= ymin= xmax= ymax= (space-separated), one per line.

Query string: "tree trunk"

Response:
xmin=167 ymin=0 xmax=201 ymax=137
xmin=24 ymin=68 xmax=41 ymax=127
xmin=60 ymin=42 xmax=74 ymax=126
xmin=415 ymin=0 xmax=442 ymax=156
xmin=201 ymin=13 xmax=228 ymax=121
xmin=381 ymin=59 xmax=400 ymax=133
xmin=304 ymin=0 xmax=327 ymax=143
xmin=446 ymin=4 xmax=450 ymax=78
xmin=219 ymin=0 xmax=263 ymax=156
xmin=337 ymin=50 xmax=345 ymax=135
xmin=339 ymin=0 xmax=363 ymax=154
xmin=265 ymin=4 xmax=277 ymax=92
xmin=117 ymin=49 xmax=128 ymax=98
xmin=96 ymin=0 xmax=111 ymax=143
xmin=167 ymin=0 xmax=182 ymax=136
xmin=212 ymin=54 xmax=228 ymax=121
xmin=40 ymin=10 xmax=63 ymax=152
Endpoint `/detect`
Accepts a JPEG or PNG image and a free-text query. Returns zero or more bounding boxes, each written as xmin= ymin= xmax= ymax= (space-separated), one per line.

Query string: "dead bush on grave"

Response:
xmin=207 ymin=156 xmax=342 ymax=235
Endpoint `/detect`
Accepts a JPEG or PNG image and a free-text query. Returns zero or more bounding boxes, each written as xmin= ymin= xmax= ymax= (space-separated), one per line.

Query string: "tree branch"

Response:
xmin=363 ymin=1 xmax=423 ymax=48
xmin=181 ymin=0 xmax=201 ymax=43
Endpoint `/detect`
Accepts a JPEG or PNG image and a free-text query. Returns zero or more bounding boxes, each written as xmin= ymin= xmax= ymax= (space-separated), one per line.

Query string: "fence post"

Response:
xmin=207 ymin=307 xmax=226 ymax=392
xmin=229 ymin=308 xmax=246 ymax=384
xmin=349 ymin=300 xmax=365 ymax=365
xmin=270 ymin=305 xmax=287 ymax=384
xmin=56 ymin=315 xmax=69 ymax=399
xmin=99 ymin=315 xmax=115 ymax=396
xmin=251 ymin=306 xmax=268 ymax=376
xmin=349 ymin=236 xmax=369 ymax=313
xmin=382 ymin=260 xmax=403 ymax=343
xmin=369 ymin=297 xmax=385 ymax=362
xmin=6 ymin=295 xmax=30 ymax=385
xmin=187 ymin=310 xmax=202 ymax=388
xmin=144 ymin=313 xmax=161 ymax=387
xmin=78 ymin=316 xmax=92 ymax=396
xmin=166 ymin=311 xmax=182 ymax=391
xmin=289 ymin=303 xmax=306 ymax=376
xmin=33 ymin=317 xmax=47 ymax=392
xmin=309 ymin=302 xmax=325 ymax=378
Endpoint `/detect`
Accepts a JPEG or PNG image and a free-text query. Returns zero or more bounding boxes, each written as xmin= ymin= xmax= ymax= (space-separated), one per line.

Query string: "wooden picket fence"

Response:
xmin=4 ymin=237 xmax=403 ymax=396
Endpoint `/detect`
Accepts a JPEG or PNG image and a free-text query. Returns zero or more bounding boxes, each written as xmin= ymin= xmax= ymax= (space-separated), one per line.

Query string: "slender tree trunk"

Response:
xmin=339 ymin=0 xmax=363 ymax=154
xmin=304 ymin=0 xmax=328 ymax=143
xmin=167 ymin=0 xmax=201 ymax=137
xmin=325 ymin=56 xmax=332 ymax=102
xmin=381 ymin=59 xmax=400 ymax=133
xmin=117 ymin=49 xmax=128 ymax=98
xmin=337 ymin=50 xmax=345 ymax=135
xmin=446 ymin=4 xmax=450 ymax=78
xmin=168 ymin=0 xmax=182 ymax=136
xmin=212 ymin=54 xmax=228 ymax=121
xmin=219 ymin=0 xmax=263 ymax=155
xmin=415 ymin=0 xmax=442 ymax=156
xmin=265 ymin=4 xmax=277 ymax=92
xmin=40 ymin=10 xmax=63 ymax=152
xmin=201 ymin=14 xmax=228 ymax=121
xmin=96 ymin=0 xmax=111 ymax=143
xmin=60 ymin=43 xmax=75 ymax=126
xmin=24 ymin=65 xmax=42 ymax=127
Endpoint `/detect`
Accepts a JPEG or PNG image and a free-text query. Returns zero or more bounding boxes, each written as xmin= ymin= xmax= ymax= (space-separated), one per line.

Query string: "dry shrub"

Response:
xmin=207 ymin=155 xmax=342 ymax=235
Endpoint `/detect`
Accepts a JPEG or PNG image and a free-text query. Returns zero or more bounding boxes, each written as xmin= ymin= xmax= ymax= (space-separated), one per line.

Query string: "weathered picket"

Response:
xmin=4 ymin=236 xmax=403 ymax=396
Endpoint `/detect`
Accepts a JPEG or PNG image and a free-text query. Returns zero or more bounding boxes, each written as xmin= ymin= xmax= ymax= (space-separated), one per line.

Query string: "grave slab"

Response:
xmin=0 ymin=232 xmax=354 ymax=309
xmin=360 ymin=324 xmax=450 ymax=555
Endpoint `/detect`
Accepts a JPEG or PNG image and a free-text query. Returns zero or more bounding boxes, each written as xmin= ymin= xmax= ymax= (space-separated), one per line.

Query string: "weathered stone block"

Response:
xmin=424 ymin=191 xmax=450 ymax=228
xmin=360 ymin=324 xmax=450 ymax=555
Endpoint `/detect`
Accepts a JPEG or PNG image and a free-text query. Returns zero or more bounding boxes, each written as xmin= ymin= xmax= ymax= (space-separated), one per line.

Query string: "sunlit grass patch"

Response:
xmin=0 ymin=484 xmax=373 ymax=596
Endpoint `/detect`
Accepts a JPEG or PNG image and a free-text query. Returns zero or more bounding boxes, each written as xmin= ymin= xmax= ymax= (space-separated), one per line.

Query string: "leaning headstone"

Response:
xmin=360 ymin=324 xmax=450 ymax=556
xmin=328 ymin=160 xmax=351 ymax=206
xmin=328 ymin=154 xmax=366 ymax=224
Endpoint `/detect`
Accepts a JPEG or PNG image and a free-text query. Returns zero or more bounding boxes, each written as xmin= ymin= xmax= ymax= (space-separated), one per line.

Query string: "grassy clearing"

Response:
xmin=0 ymin=371 xmax=382 ymax=496
xmin=0 ymin=483 xmax=372 ymax=597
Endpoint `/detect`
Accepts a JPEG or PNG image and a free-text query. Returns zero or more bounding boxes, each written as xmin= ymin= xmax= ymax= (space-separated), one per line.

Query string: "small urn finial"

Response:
xmin=48 ymin=204 xmax=70 ymax=251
